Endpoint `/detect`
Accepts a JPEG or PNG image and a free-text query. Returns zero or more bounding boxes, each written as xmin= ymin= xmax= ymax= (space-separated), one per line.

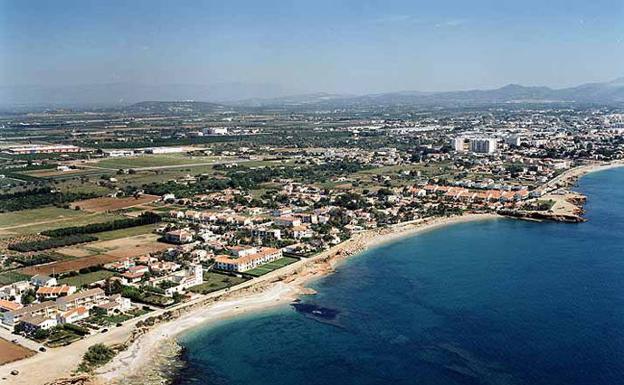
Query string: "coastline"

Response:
xmin=3 ymin=160 xmax=621 ymax=385
xmin=538 ymin=160 xmax=624 ymax=193
xmin=95 ymin=212 xmax=500 ymax=384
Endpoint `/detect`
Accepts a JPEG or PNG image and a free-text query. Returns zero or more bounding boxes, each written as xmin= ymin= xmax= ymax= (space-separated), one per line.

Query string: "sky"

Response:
xmin=1 ymin=0 xmax=623 ymax=95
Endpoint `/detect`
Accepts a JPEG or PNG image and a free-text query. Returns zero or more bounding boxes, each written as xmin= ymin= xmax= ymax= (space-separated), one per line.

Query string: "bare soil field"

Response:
xmin=21 ymin=254 xmax=123 ymax=275
xmin=26 ymin=234 xmax=171 ymax=275
xmin=70 ymin=194 xmax=160 ymax=212
xmin=0 ymin=338 xmax=35 ymax=365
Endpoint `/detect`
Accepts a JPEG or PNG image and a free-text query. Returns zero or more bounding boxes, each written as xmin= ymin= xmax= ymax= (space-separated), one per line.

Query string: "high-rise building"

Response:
xmin=452 ymin=137 xmax=468 ymax=152
xmin=469 ymin=138 xmax=497 ymax=154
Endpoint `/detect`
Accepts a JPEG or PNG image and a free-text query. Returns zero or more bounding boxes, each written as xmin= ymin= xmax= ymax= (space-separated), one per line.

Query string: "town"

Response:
xmin=0 ymin=102 xmax=623 ymax=376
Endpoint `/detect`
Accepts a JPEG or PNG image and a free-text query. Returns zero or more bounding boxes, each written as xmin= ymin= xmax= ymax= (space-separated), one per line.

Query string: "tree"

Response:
xmin=21 ymin=289 xmax=36 ymax=305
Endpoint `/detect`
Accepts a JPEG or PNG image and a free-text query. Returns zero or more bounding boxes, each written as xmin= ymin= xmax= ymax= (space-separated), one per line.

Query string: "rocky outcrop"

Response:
xmin=499 ymin=209 xmax=586 ymax=223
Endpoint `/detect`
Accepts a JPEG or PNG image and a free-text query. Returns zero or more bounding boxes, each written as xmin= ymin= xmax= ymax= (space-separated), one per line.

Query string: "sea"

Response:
xmin=172 ymin=168 xmax=624 ymax=385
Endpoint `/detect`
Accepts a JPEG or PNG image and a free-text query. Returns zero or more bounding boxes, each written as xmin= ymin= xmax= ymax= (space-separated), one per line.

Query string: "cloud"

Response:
xmin=434 ymin=19 xmax=468 ymax=28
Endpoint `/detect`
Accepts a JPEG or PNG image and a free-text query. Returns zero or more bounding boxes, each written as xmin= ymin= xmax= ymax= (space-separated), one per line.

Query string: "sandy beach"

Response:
xmin=5 ymin=161 xmax=620 ymax=385
xmin=95 ymin=213 xmax=500 ymax=384
xmin=0 ymin=213 xmax=499 ymax=385
xmin=538 ymin=160 xmax=624 ymax=194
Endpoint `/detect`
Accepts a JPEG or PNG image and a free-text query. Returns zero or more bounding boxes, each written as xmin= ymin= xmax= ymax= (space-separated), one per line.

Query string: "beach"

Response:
xmin=94 ymin=212 xmax=500 ymax=384
xmin=0 ymin=212 xmax=496 ymax=385
xmin=3 ymin=160 xmax=620 ymax=385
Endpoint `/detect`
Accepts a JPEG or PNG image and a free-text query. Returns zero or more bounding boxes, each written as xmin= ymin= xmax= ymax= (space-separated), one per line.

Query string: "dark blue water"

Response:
xmin=176 ymin=168 xmax=624 ymax=385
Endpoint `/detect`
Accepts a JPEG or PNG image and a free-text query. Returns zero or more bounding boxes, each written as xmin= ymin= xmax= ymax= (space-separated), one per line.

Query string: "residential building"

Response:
xmin=215 ymin=247 xmax=283 ymax=272
xmin=55 ymin=288 xmax=107 ymax=311
xmin=31 ymin=274 xmax=57 ymax=287
xmin=469 ymin=138 xmax=498 ymax=154
xmin=165 ymin=229 xmax=193 ymax=244
xmin=0 ymin=299 xmax=22 ymax=313
xmin=2 ymin=301 xmax=56 ymax=327
xmin=57 ymin=306 xmax=89 ymax=324
xmin=36 ymin=285 xmax=76 ymax=300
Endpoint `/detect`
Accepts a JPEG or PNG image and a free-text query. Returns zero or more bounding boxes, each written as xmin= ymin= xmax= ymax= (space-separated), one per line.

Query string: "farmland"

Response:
xmin=0 ymin=208 xmax=123 ymax=239
xmin=20 ymin=233 xmax=170 ymax=275
xmin=70 ymin=194 xmax=160 ymax=212
xmin=17 ymin=168 xmax=105 ymax=180
xmin=93 ymin=154 xmax=220 ymax=169
xmin=21 ymin=254 xmax=122 ymax=275
xmin=94 ymin=223 xmax=159 ymax=241
xmin=0 ymin=338 xmax=35 ymax=365
xmin=0 ymin=271 xmax=31 ymax=285
xmin=59 ymin=270 xmax=115 ymax=287
xmin=56 ymin=233 xmax=169 ymax=258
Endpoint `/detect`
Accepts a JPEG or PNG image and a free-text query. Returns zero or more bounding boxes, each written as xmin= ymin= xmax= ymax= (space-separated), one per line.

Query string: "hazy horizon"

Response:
xmin=2 ymin=0 xmax=624 ymax=97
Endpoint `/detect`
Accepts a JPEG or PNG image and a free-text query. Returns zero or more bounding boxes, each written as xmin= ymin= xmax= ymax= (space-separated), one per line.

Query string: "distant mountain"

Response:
xmin=1 ymin=78 xmax=623 ymax=109
xmin=0 ymin=82 xmax=297 ymax=108
xmin=233 ymin=78 xmax=624 ymax=107
xmin=229 ymin=92 xmax=354 ymax=107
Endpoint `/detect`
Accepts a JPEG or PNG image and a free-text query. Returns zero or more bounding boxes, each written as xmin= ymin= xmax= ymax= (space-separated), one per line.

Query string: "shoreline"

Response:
xmin=539 ymin=160 xmax=624 ymax=193
xmin=3 ymin=160 xmax=620 ymax=385
xmin=95 ymin=213 xmax=500 ymax=384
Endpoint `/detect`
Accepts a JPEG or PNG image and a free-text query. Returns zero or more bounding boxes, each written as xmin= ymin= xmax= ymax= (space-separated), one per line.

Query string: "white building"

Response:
xmin=505 ymin=135 xmax=523 ymax=147
xmin=215 ymin=247 xmax=283 ymax=272
xmin=144 ymin=147 xmax=186 ymax=154
xmin=203 ymin=127 xmax=228 ymax=135
xmin=452 ymin=137 xmax=468 ymax=152
xmin=31 ymin=275 xmax=57 ymax=287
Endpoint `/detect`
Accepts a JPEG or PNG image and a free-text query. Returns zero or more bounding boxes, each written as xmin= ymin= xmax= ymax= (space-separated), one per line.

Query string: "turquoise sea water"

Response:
xmin=175 ymin=168 xmax=624 ymax=385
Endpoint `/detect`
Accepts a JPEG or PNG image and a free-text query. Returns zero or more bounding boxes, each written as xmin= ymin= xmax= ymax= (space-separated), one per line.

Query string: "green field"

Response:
xmin=188 ymin=271 xmax=249 ymax=294
xmin=0 ymin=208 xmax=123 ymax=237
xmin=0 ymin=271 xmax=31 ymax=285
xmin=244 ymin=256 xmax=299 ymax=277
xmin=94 ymin=154 xmax=219 ymax=169
xmin=0 ymin=207 xmax=86 ymax=228
xmin=94 ymin=224 xmax=158 ymax=241
xmin=18 ymin=168 xmax=106 ymax=181
xmin=59 ymin=270 xmax=115 ymax=287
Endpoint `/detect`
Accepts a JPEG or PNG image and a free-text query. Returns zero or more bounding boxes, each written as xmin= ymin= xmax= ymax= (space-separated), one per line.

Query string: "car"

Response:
xmin=11 ymin=339 xmax=17 ymax=343
xmin=39 ymin=347 xmax=46 ymax=352
xmin=101 ymin=328 xmax=109 ymax=333
xmin=116 ymin=323 xmax=123 ymax=327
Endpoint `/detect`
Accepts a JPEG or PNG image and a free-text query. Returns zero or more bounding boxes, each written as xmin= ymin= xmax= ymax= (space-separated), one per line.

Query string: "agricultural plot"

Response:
xmin=18 ymin=168 xmax=104 ymax=180
xmin=0 ymin=208 xmax=122 ymax=238
xmin=0 ymin=271 xmax=31 ymax=285
xmin=0 ymin=338 xmax=35 ymax=365
xmin=59 ymin=270 xmax=115 ymax=287
xmin=57 ymin=233 xmax=169 ymax=259
xmin=22 ymin=233 xmax=170 ymax=275
xmin=21 ymin=254 xmax=121 ymax=276
xmin=94 ymin=223 xmax=158 ymax=241
xmin=70 ymin=194 xmax=160 ymax=212
xmin=94 ymin=154 xmax=218 ymax=169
